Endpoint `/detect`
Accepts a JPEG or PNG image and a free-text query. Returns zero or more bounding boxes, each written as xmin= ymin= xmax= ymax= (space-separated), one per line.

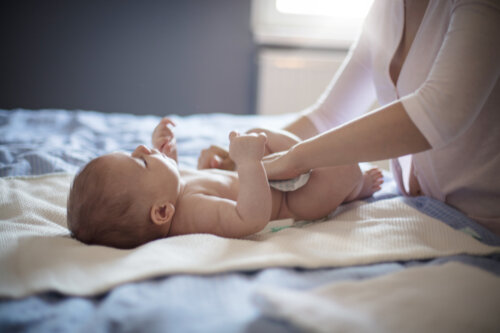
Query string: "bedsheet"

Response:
xmin=2 ymin=173 xmax=498 ymax=298
xmin=255 ymin=262 xmax=500 ymax=333
xmin=1 ymin=109 xmax=499 ymax=333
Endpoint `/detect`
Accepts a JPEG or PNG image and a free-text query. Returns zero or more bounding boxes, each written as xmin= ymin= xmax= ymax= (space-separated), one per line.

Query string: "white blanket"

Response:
xmin=254 ymin=262 xmax=500 ymax=333
xmin=1 ymin=174 xmax=499 ymax=297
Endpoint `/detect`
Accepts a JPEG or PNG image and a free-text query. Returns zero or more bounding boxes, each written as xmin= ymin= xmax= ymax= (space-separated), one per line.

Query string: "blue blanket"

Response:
xmin=1 ymin=109 xmax=499 ymax=333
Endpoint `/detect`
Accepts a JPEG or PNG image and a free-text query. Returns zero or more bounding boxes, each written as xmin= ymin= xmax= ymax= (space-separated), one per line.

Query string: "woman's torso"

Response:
xmin=368 ymin=0 xmax=500 ymax=230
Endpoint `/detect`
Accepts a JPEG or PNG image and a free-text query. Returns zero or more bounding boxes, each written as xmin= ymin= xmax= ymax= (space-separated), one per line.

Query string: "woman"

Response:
xmin=199 ymin=0 xmax=500 ymax=234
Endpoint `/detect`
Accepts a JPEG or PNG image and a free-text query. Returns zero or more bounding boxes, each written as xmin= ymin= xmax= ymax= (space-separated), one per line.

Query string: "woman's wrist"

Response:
xmin=288 ymin=142 xmax=310 ymax=175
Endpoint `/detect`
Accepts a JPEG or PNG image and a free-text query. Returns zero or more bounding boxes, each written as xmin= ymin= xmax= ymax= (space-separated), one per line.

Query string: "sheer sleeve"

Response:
xmin=400 ymin=0 xmax=500 ymax=149
xmin=305 ymin=6 xmax=377 ymax=133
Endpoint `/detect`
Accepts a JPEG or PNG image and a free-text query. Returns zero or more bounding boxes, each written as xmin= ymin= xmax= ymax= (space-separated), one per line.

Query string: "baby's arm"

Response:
xmin=179 ymin=193 xmax=268 ymax=237
xmin=179 ymin=131 xmax=272 ymax=238
xmin=229 ymin=131 xmax=272 ymax=230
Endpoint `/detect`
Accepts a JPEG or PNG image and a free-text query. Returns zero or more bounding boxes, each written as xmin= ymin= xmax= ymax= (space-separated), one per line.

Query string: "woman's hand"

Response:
xmin=263 ymin=147 xmax=307 ymax=180
xmin=197 ymin=145 xmax=236 ymax=170
xmin=152 ymin=117 xmax=178 ymax=162
xmin=197 ymin=126 xmax=301 ymax=172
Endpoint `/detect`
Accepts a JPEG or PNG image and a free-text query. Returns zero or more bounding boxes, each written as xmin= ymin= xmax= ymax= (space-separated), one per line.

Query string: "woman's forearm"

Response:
xmin=293 ymin=101 xmax=431 ymax=170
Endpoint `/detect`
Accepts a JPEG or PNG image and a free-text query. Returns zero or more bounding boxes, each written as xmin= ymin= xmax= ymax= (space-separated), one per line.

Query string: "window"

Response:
xmin=252 ymin=0 xmax=373 ymax=49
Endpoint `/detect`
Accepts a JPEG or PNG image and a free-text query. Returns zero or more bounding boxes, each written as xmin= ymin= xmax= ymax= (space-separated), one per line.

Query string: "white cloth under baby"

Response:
xmin=1 ymin=173 xmax=499 ymax=297
xmin=268 ymin=172 xmax=311 ymax=192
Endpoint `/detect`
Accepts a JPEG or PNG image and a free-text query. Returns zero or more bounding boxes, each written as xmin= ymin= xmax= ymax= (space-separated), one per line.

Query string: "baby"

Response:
xmin=67 ymin=118 xmax=383 ymax=249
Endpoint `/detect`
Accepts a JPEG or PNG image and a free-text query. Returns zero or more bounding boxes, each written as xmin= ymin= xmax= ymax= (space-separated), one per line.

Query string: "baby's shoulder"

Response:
xmin=169 ymin=190 xmax=221 ymax=236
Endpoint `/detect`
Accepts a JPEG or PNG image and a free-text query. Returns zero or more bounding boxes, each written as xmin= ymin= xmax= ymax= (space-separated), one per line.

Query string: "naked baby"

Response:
xmin=67 ymin=118 xmax=383 ymax=249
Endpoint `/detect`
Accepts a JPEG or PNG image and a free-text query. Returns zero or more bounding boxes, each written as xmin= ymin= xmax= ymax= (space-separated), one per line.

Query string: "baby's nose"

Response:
xmin=132 ymin=145 xmax=152 ymax=157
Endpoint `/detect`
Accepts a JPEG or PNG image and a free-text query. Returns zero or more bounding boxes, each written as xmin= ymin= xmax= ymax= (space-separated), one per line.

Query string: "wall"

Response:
xmin=0 ymin=0 xmax=256 ymax=116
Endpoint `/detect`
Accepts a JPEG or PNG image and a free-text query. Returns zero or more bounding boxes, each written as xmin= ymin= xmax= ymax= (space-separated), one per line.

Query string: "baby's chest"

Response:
xmin=186 ymin=172 xmax=239 ymax=199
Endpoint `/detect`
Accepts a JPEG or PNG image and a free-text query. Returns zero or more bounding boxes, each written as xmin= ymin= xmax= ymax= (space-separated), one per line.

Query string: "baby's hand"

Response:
xmin=229 ymin=131 xmax=267 ymax=165
xmin=152 ymin=117 xmax=178 ymax=162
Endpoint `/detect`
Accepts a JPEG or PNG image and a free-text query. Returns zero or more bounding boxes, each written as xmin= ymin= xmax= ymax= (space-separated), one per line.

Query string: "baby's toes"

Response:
xmin=370 ymin=169 xmax=383 ymax=180
xmin=374 ymin=179 xmax=383 ymax=190
xmin=372 ymin=179 xmax=383 ymax=191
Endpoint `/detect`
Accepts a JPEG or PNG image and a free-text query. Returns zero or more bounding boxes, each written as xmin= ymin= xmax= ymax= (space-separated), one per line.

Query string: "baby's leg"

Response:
xmin=285 ymin=164 xmax=363 ymax=221
xmin=246 ymin=128 xmax=300 ymax=155
xmin=344 ymin=168 xmax=383 ymax=202
xmin=285 ymin=165 xmax=383 ymax=220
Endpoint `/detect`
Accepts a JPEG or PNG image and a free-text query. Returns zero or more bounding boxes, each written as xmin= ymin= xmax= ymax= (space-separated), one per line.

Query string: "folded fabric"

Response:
xmin=254 ymin=262 xmax=500 ymax=333
xmin=1 ymin=174 xmax=499 ymax=297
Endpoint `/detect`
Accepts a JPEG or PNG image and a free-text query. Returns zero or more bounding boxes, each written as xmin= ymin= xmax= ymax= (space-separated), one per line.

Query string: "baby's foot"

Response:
xmin=357 ymin=168 xmax=384 ymax=199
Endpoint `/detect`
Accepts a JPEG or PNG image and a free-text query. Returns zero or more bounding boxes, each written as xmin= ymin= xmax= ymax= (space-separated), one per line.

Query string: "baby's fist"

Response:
xmin=228 ymin=131 xmax=267 ymax=165
xmin=152 ymin=117 xmax=178 ymax=162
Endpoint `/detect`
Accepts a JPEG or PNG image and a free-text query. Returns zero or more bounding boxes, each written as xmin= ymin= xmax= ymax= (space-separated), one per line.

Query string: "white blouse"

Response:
xmin=306 ymin=0 xmax=500 ymax=233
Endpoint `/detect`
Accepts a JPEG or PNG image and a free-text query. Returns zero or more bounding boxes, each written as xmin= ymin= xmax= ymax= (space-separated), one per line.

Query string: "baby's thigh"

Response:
xmin=286 ymin=165 xmax=362 ymax=220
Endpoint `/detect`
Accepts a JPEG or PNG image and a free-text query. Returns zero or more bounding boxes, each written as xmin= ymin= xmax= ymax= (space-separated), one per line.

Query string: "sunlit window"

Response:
xmin=252 ymin=0 xmax=374 ymax=49
xmin=276 ymin=0 xmax=373 ymax=19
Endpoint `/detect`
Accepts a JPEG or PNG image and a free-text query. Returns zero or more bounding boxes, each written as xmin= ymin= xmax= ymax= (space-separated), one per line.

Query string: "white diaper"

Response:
xmin=269 ymin=172 xmax=311 ymax=192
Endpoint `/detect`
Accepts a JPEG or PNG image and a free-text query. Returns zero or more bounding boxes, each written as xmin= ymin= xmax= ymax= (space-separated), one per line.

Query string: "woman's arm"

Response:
xmin=266 ymin=1 xmax=500 ymax=180
xmin=265 ymin=101 xmax=431 ymax=179
xmin=198 ymin=2 xmax=377 ymax=170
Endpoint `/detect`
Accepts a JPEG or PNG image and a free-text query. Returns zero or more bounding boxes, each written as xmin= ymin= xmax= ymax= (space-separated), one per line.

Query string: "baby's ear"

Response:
xmin=150 ymin=202 xmax=175 ymax=225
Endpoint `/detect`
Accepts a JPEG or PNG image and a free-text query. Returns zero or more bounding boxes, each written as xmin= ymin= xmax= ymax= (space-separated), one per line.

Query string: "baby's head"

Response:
xmin=67 ymin=145 xmax=181 ymax=249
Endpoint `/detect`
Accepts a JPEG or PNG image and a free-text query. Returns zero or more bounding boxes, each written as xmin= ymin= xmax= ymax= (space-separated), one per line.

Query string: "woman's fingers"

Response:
xmin=263 ymin=151 xmax=302 ymax=180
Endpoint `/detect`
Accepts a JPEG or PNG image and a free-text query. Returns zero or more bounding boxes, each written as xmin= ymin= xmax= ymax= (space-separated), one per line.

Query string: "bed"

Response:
xmin=1 ymin=109 xmax=499 ymax=333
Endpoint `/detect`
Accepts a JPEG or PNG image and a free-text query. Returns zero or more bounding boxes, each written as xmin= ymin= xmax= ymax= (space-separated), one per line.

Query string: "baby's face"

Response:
xmin=102 ymin=145 xmax=181 ymax=204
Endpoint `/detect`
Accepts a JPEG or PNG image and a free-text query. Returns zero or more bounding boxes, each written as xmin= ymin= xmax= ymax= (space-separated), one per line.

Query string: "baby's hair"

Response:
xmin=67 ymin=156 xmax=161 ymax=249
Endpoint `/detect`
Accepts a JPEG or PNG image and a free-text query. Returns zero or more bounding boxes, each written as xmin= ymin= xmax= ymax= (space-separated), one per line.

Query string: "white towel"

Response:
xmin=254 ymin=262 xmax=500 ymax=333
xmin=1 ymin=174 xmax=498 ymax=297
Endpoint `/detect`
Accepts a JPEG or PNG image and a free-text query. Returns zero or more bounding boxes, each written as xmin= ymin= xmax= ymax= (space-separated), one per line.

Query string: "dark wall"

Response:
xmin=0 ymin=0 xmax=257 ymax=116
